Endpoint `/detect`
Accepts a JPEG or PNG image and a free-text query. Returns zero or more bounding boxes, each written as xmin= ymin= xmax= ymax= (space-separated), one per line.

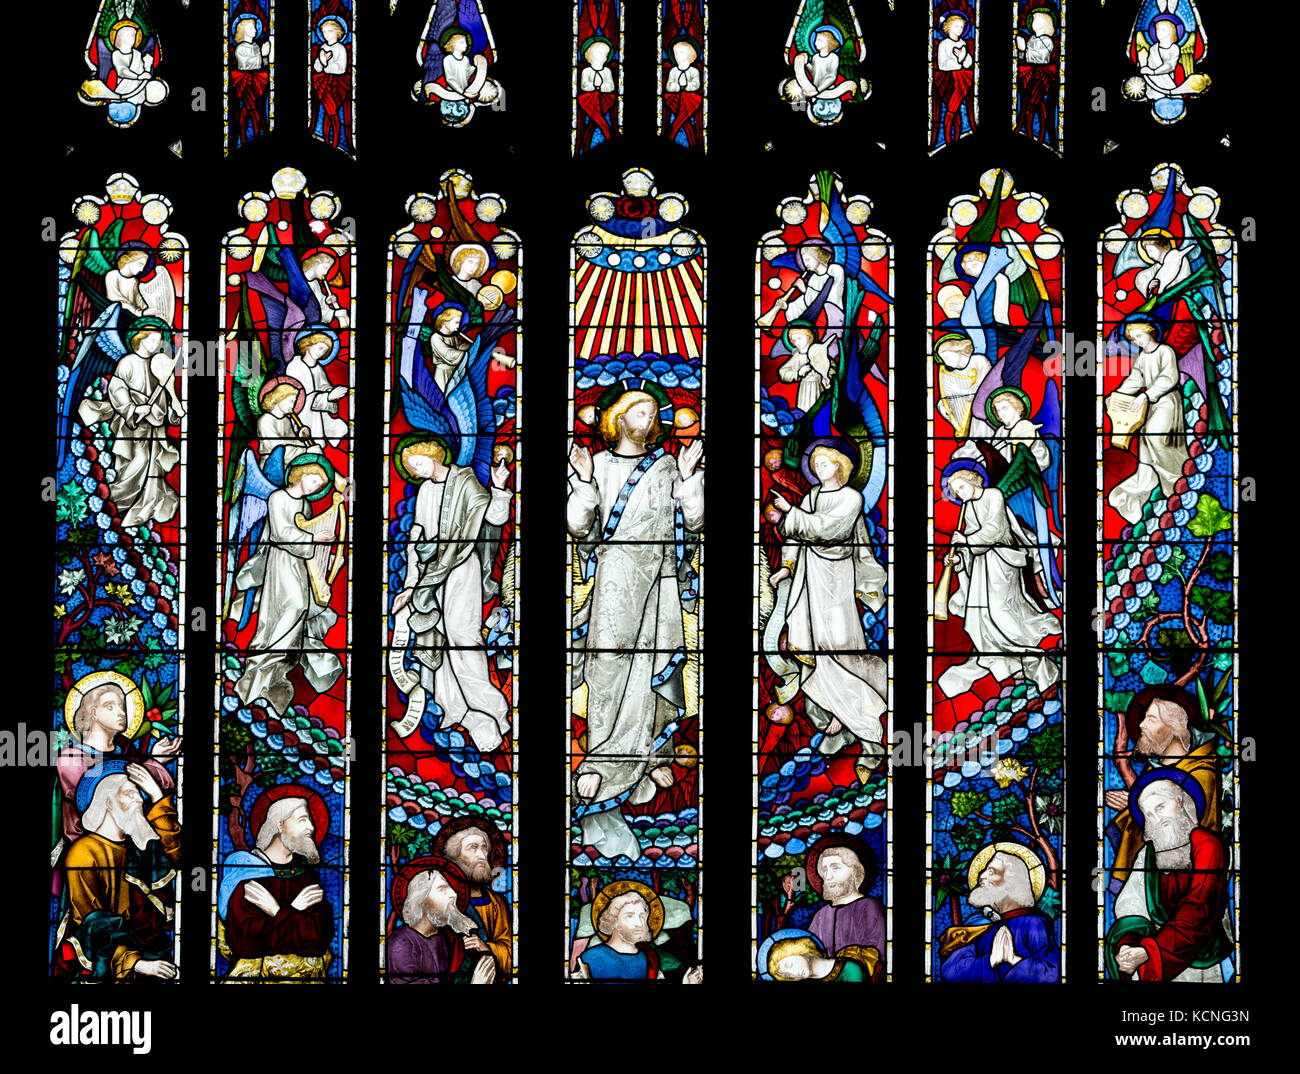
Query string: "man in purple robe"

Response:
xmin=806 ymin=836 xmax=885 ymax=975
xmin=388 ymin=857 xmax=494 ymax=984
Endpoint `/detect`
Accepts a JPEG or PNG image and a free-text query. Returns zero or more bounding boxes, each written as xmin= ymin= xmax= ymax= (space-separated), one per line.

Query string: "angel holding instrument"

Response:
xmin=230 ymin=451 xmax=347 ymax=715
xmin=78 ymin=1 xmax=169 ymax=127
xmin=70 ymin=308 xmax=184 ymax=529
xmin=779 ymin=1 xmax=868 ymax=125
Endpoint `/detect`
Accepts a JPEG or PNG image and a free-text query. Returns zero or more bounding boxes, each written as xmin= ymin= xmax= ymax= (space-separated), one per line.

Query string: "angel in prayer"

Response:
xmin=1106 ymin=320 xmax=1190 ymax=525
xmin=286 ymin=328 xmax=348 ymax=448
xmin=663 ymin=35 xmax=704 ymax=148
xmin=1123 ymin=1 xmax=1210 ymax=121
xmin=1015 ymin=7 xmax=1058 ymax=146
xmin=79 ymin=9 xmax=169 ymax=127
xmin=766 ymin=445 xmax=888 ymax=767
xmin=417 ymin=2 xmax=502 ymax=125
xmin=577 ymin=36 xmax=618 ymax=151
xmin=67 ymin=309 xmax=182 ymax=529
xmin=389 ymin=439 xmax=513 ymax=753
xmin=311 ymin=16 xmax=351 ymax=152
xmin=231 ymin=454 xmax=346 ymax=714
xmin=934 ymin=10 xmax=975 ymax=148
xmin=936 ymin=463 xmax=1061 ymax=697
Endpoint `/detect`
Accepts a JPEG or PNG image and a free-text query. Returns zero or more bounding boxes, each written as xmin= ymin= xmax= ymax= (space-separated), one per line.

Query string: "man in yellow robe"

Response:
xmin=57 ymin=764 xmax=182 ymax=980
xmin=435 ymin=818 xmax=512 ymax=979
xmin=1105 ymin=686 xmax=1221 ymax=888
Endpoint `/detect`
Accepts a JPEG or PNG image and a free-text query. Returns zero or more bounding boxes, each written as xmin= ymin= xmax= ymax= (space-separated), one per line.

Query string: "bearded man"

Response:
xmin=568 ymin=387 xmax=705 ymax=860
xmin=1107 ymin=776 xmax=1233 ymax=982
xmin=580 ymin=890 xmax=660 ymax=980
xmin=55 ymin=765 xmax=182 ymax=981
xmin=434 ymin=819 xmax=512 ymax=978
xmin=806 ymin=838 xmax=885 ymax=968
xmin=388 ymin=858 xmax=495 ymax=984
xmin=1105 ymin=686 xmax=1221 ymax=887
xmin=939 ymin=844 xmax=1060 ymax=982
xmin=218 ymin=793 xmax=334 ymax=979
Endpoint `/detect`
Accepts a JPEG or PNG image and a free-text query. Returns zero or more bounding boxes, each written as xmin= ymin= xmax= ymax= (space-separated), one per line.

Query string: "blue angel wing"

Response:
xmin=419 ymin=0 xmax=460 ymax=64
xmin=58 ymin=303 xmax=127 ymax=467
xmin=225 ymin=447 xmax=279 ymax=629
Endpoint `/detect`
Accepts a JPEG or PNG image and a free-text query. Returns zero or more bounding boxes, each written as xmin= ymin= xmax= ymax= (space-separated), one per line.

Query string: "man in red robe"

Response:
xmin=218 ymin=795 xmax=335 ymax=979
xmin=1106 ymin=776 xmax=1233 ymax=982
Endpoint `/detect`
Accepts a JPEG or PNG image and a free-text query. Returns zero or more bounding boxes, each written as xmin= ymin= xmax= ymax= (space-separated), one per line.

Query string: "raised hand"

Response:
xmin=678 ymin=439 xmax=704 ymax=479
xmin=125 ymin=762 xmax=164 ymax=803
xmin=570 ymin=443 xmax=594 ymax=482
xmin=491 ymin=460 xmax=511 ymax=490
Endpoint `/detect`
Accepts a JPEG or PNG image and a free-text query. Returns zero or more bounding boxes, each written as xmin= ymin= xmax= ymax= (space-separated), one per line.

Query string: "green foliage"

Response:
xmin=1132 ymin=592 xmax=1162 ymax=622
xmin=1188 ymin=496 xmax=1232 ymax=538
xmin=1203 ymin=551 xmax=1233 ymax=582
xmin=1104 ymin=690 xmax=1135 ymax=718
xmin=1190 ymin=585 xmax=1233 ymax=625
xmin=990 ymin=794 xmax=1025 ymax=826
xmin=56 ymin=483 xmax=90 ymax=527
xmin=950 ymin=821 xmax=984 ymax=856
xmin=949 ymin=790 xmax=987 ymax=819
xmin=1038 ymin=887 xmax=1062 ymax=919
xmin=1017 ymin=723 xmax=1063 ymax=767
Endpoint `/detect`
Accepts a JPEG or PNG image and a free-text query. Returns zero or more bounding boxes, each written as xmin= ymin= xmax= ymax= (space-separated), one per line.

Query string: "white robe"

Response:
xmin=777 ymin=345 xmax=832 ymax=413
xmin=404 ymin=468 xmax=511 ymax=752
xmin=286 ymin=357 xmax=347 ymax=447
xmin=234 ymin=488 xmax=342 ymax=713
xmin=77 ymin=352 xmax=183 ymax=528
xmin=1108 ymin=344 xmax=1189 ymax=524
xmin=778 ymin=486 xmax=887 ymax=751
xmin=567 ymin=450 xmax=704 ymax=860
xmin=938 ymin=487 xmax=1061 ymax=696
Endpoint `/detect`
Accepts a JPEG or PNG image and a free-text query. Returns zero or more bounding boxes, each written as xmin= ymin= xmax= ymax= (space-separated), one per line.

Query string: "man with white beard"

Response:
xmin=1107 ymin=777 xmax=1233 ymax=982
xmin=435 ymin=819 xmax=512 ymax=979
xmin=806 ymin=839 xmax=885 ymax=970
xmin=939 ymin=844 xmax=1060 ymax=982
xmin=57 ymin=766 xmax=182 ymax=981
xmin=1104 ymin=686 xmax=1220 ymax=889
xmin=218 ymin=794 xmax=335 ymax=979
xmin=388 ymin=860 xmax=496 ymax=984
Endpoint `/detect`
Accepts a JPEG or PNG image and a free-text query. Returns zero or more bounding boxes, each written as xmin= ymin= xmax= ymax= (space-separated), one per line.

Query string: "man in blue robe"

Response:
xmin=939 ymin=846 xmax=1060 ymax=982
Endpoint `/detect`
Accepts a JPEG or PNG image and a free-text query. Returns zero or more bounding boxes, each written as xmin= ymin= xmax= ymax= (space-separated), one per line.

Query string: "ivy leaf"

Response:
xmin=949 ymin=791 xmax=987 ymax=819
xmin=56 ymin=482 xmax=90 ymax=526
xmin=57 ymin=568 xmax=86 ymax=596
xmin=949 ymin=821 xmax=984 ymax=856
xmin=1212 ymin=651 xmax=1234 ymax=671
xmin=1017 ymin=724 xmax=1063 ymax=767
xmin=1108 ymin=652 xmax=1129 ymax=677
xmin=1104 ymin=690 xmax=1135 ymax=718
xmin=1188 ymin=496 xmax=1232 ymax=538
xmin=1166 ymin=545 xmax=1188 ymax=576
xmin=104 ymin=615 xmax=144 ymax=646
xmin=1155 ymin=627 xmax=1193 ymax=650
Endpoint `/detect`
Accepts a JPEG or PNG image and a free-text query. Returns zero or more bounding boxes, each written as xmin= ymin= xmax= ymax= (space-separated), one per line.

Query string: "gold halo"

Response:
xmin=1136 ymin=228 xmax=1175 ymax=265
xmin=449 ymin=243 xmax=489 ymax=278
xmin=64 ymin=670 xmax=144 ymax=740
xmin=590 ymin=880 xmax=664 ymax=941
xmin=109 ymin=19 xmax=142 ymax=47
xmin=967 ymin=842 xmax=1046 ymax=902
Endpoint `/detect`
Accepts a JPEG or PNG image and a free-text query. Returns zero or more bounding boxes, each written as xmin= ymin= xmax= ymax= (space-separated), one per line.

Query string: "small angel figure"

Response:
xmin=1122 ymin=0 xmax=1211 ymax=124
xmin=79 ymin=2 xmax=170 ymax=128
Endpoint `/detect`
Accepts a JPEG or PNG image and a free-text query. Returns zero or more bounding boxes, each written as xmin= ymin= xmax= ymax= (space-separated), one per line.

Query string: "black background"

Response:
xmin=6 ymin=0 xmax=1280 ymax=1051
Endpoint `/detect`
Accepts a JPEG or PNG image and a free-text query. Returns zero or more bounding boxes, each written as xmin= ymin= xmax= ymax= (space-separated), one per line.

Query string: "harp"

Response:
xmin=937 ymin=365 xmax=980 ymax=438
xmin=296 ymin=488 xmax=348 ymax=605
xmin=1106 ymin=391 xmax=1148 ymax=451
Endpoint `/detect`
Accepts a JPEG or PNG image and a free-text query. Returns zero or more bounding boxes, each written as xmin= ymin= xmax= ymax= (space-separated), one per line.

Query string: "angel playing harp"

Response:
xmin=227 ymin=447 xmax=347 ymax=715
xmin=79 ymin=0 xmax=169 ymax=127
xmin=1122 ymin=0 xmax=1210 ymax=123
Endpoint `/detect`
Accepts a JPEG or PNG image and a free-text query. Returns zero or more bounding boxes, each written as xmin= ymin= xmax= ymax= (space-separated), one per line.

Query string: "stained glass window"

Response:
xmin=1012 ymin=1 xmax=1064 ymax=153
xmin=1098 ymin=163 xmax=1238 ymax=981
xmin=1121 ymin=1 xmax=1210 ymax=124
xmin=413 ymin=2 xmax=504 ymax=127
xmin=53 ymin=173 xmax=188 ymax=981
xmin=573 ymin=1 xmax=624 ymax=156
xmin=658 ymin=2 xmax=707 ymax=150
xmin=80 ymin=0 xmax=170 ymax=128
xmin=754 ymin=172 xmax=893 ymax=983
xmin=382 ymin=170 xmax=520 ymax=984
xmin=927 ymin=169 xmax=1065 ymax=982
xmin=567 ymin=169 xmax=705 ymax=982
xmin=226 ymin=2 xmax=275 ymax=154
xmin=214 ymin=167 xmax=353 ymax=981
xmin=309 ymin=1 xmax=355 ymax=156
xmin=929 ymin=1 xmax=979 ymax=153
xmin=779 ymin=1 xmax=871 ymax=127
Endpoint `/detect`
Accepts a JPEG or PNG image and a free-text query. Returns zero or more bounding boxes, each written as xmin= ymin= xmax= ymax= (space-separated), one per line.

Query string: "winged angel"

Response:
xmin=1122 ymin=0 xmax=1210 ymax=123
xmin=79 ymin=0 xmax=170 ymax=127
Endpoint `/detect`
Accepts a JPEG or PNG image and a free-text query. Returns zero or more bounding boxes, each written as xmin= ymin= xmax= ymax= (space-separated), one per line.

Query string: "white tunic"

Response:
xmin=1108 ymin=343 xmax=1190 ymax=524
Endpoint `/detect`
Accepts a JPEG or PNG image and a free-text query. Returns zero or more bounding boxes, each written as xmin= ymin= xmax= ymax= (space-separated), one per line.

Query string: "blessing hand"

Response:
xmin=678 ymin=440 xmax=704 ymax=480
xmin=570 ymin=443 xmax=594 ymax=482
xmin=771 ymin=492 xmax=792 ymax=513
